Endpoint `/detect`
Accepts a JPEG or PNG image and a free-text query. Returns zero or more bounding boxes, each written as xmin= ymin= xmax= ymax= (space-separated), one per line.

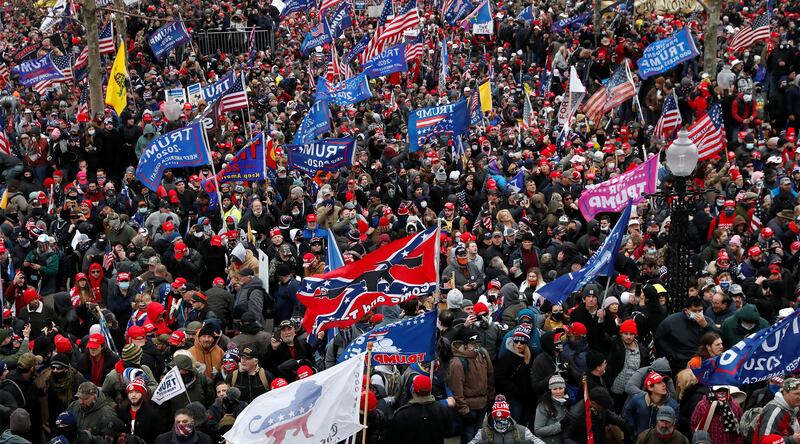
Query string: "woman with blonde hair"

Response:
xmin=675 ymin=368 xmax=708 ymax=437
xmin=496 ymin=209 xmax=518 ymax=231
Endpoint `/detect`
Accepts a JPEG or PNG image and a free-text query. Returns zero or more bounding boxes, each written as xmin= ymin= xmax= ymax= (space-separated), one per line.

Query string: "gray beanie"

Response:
xmin=549 ymin=374 xmax=566 ymax=389
xmin=10 ymin=408 xmax=31 ymax=433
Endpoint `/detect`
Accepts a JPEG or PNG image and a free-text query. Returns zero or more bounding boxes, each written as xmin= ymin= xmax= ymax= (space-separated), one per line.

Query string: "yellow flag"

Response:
xmin=479 ymin=81 xmax=492 ymax=113
xmin=105 ymin=41 xmax=127 ymax=115
xmin=0 ymin=189 xmax=8 ymax=210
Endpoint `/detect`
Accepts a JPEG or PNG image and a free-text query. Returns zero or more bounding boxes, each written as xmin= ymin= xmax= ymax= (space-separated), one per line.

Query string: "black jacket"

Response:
xmin=494 ymin=348 xmax=533 ymax=404
xmin=153 ymin=430 xmax=213 ymax=444
xmin=562 ymin=399 xmax=629 ymax=444
xmin=264 ymin=337 xmax=314 ymax=379
xmin=603 ymin=337 xmax=652 ymax=390
xmin=390 ymin=398 xmax=453 ymax=444
xmin=117 ymin=399 xmax=166 ymax=443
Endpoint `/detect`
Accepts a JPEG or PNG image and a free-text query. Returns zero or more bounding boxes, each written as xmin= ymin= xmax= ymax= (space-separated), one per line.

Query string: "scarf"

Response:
xmin=88 ymin=265 xmax=104 ymax=303
xmin=50 ymin=368 xmax=78 ymax=406
xmin=718 ymin=401 xmax=739 ymax=433
xmin=175 ymin=423 xmax=194 ymax=437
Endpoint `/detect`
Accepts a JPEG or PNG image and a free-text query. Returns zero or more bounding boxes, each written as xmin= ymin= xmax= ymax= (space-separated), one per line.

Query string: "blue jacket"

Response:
xmin=498 ymin=308 xmax=543 ymax=357
xmin=622 ymin=392 xmax=679 ymax=437
xmin=274 ymin=277 xmax=301 ymax=323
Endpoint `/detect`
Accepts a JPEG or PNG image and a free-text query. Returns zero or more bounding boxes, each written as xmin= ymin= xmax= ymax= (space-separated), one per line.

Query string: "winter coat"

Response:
xmin=153 ymin=430 xmax=213 ymax=444
xmin=500 ymin=283 xmax=525 ymax=328
xmin=264 ymin=336 xmax=314 ymax=379
xmin=624 ymin=358 xmax=677 ymax=398
xmin=117 ymin=399 xmax=166 ymax=443
xmin=189 ymin=342 xmax=224 ymax=379
xmin=167 ymin=369 xmax=214 ymax=417
xmin=562 ymin=399 xmax=628 ymax=444
xmin=441 ymin=261 xmax=485 ymax=302
xmin=494 ymin=337 xmax=533 ymax=404
xmin=689 ymin=396 xmax=743 ymax=444
xmin=534 ymin=399 xmax=568 ymax=444
xmin=273 ymin=277 xmax=300 ymax=323
xmin=604 ymin=337 xmax=651 ymax=394
xmin=635 ymin=429 xmax=689 ymax=444
xmin=67 ymin=391 xmax=117 ymax=433
xmin=0 ymin=431 xmax=30 ymax=444
xmin=225 ymin=367 xmax=271 ymax=404
xmin=756 ymin=392 xmax=800 ymax=444
xmin=467 ymin=418 xmax=543 ymax=444
xmin=389 ymin=395 xmax=454 ymax=444
xmin=204 ymin=286 xmax=235 ymax=328
xmin=654 ymin=311 xmax=719 ymax=367
xmin=623 ymin=392 xmax=680 ymax=437
xmin=720 ymin=304 xmax=770 ymax=348
xmin=234 ymin=277 xmax=269 ymax=325
xmin=101 ymin=364 xmax=157 ymax=406
xmin=447 ymin=342 xmax=495 ymax=414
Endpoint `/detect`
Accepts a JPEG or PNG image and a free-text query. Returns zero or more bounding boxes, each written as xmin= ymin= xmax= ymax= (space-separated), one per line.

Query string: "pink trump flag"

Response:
xmin=578 ymin=154 xmax=660 ymax=221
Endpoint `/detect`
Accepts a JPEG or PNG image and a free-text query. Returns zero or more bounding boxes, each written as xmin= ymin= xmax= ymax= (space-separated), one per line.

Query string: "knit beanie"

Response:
xmin=121 ymin=343 xmax=143 ymax=365
xmin=549 ymin=374 xmax=566 ymax=389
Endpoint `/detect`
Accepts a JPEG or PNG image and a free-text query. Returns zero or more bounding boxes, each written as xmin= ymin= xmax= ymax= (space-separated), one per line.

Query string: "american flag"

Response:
xmin=103 ymin=244 xmax=115 ymax=271
xmin=98 ymin=22 xmax=115 ymax=55
xmin=77 ymin=85 xmax=88 ymax=116
xmin=98 ymin=308 xmax=117 ymax=353
xmin=750 ymin=191 xmax=764 ymax=233
xmin=34 ymin=81 xmax=54 ymax=95
xmin=73 ymin=46 xmax=89 ymax=81
xmin=654 ymin=90 xmax=681 ymax=140
xmin=362 ymin=0 xmax=419 ymax=61
xmin=218 ymin=72 xmax=248 ymax=113
xmin=405 ymin=33 xmax=423 ymax=63
xmin=582 ymin=63 xmax=635 ymax=122
xmin=319 ymin=0 xmax=340 ymax=17
xmin=688 ymin=102 xmax=726 ymax=161
xmin=0 ymin=63 xmax=9 ymax=85
xmin=728 ymin=13 xmax=771 ymax=52
xmin=325 ymin=45 xmax=352 ymax=81
xmin=53 ymin=54 xmax=74 ymax=83
xmin=0 ymin=113 xmax=10 ymax=156
xmin=247 ymin=26 xmax=257 ymax=68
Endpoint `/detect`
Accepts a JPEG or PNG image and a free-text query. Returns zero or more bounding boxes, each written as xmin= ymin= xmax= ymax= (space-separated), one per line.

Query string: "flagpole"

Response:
xmin=361 ymin=342 xmax=374 ymax=443
xmin=434 ymin=219 xmax=441 ymax=303
xmin=201 ymin=123 xmax=227 ymax=224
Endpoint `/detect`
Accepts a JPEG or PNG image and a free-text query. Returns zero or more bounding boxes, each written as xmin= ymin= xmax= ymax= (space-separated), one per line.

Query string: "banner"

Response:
xmin=535 ymin=203 xmax=632 ymax=305
xmin=148 ymin=20 xmax=191 ymax=61
xmin=186 ymin=83 xmax=204 ymax=105
xmin=151 ymin=366 xmax=187 ymax=405
xmin=408 ymin=99 xmax=469 ymax=152
xmin=293 ymin=100 xmax=332 ymax=145
xmin=362 ymin=45 xmax=408 ymax=78
xmin=218 ymin=133 xmax=266 ymax=183
xmin=694 ymin=309 xmax=800 ymax=385
xmin=551 ymin=11 xmax=592 ymax=33
xmin=328 ymin=2 xmax=353 ymax=38
xmin=285 ymin=137 xmax=356 ymax=176
xmin=633 ymin=0 xmax=702 ymax=14
xmin=165 ymin=87 xmax=187 ymax=104
xmin=339 ymin=309 xmax=438 ymax=365
xmin=299 ymin=226 xmax=438 ymax=334
xmin=279 ymin=0 xmax=311 ymax=17
xmin=301 ymin=20 xmax=333 ymax=55
xmin=445 ymin=0 xmax=474 ymax=25
xmin=577 ymin=154 xmax=659 ymax=221
xmin=12 ymin=54 xmax=61 ymax=86
xmin=558 ymin=66 xmax=586 ymax=125
xmin=315 ymin=74 xmax=372 ymax=106
xmin=343 ymin=34 xmax=370 ymax=65
xmin=136 ymin=121 xmax=210 ymax=191
xmin=637 ymin=28 xmax=700 ymax=79
xmin=202 ymin=72 xmax=235 ymax=103
xmin=223 ymin=353 xmax=365 ymax=444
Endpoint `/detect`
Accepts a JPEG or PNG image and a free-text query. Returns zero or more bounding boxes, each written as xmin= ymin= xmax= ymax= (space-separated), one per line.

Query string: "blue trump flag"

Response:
xmin=343 ymin=34 xmax=370 ymax=65
xmin=362 ymin=45 xmax=408 ymax=79
xmin=328 ymin=2 xmax=353 ymax=38
xmin=518 ymin=5 xmax=534 ymax=21
xmin=324 ymin=228 xmax=344 ymax=272
xmin=468 ymin=87 xmax=483 ymax=126
xmin=201 ymin=72 xmax=235 ymax=103
xmin=408 ymin=99 xmax=470 ymax=152
xmin=535 ymin=202 xmax=632 ymax=305
xmin=507 ymin=170 xmax=525 ymax=193
xmin=693 ymin=309 xmax=800 ymax=386
xmin=280 ymin=0 xmax=312 ymax=17
xmin=315 ymin=73 xmax=372 ymax=106
xmin=338 ymin=309 xmax=438 ymax=365
xmin=293 ymin=99 xmax=332 ymax=145
xmin=136 ymin=121 xmax=210 ymax=191
xmin=551 ymin=11 xmax=592 ymax=33
xmin=12 ymin=54 xmax=62 ymax=86
xmin=445 ymin=0 xmax=474 ymax=25
xmin=218 ymin=133 xmax=266 ymax=183
xmin=637 ymin=28 xmax=700 ymax=80
xmin=301 ymin=20 xmax=332 ymax=55
xmin=148 ymin=20 xmax=191 ymax=61
xmin=285 ymin=137 xmax=356 ymax=176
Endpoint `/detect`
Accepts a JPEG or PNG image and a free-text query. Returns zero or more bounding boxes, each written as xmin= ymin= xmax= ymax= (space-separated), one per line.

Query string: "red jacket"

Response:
xmin=731 ymin=96 xmax=757 ymax=123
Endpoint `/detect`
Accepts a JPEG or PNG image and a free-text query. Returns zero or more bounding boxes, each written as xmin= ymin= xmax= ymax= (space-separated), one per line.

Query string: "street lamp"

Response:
xmin=663 ymin=129 xmax=699 ymax=313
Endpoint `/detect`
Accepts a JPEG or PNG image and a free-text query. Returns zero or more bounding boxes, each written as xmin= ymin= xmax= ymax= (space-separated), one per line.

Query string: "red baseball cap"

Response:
xmin=412 ymin=375 xmax=432 ymax=395
xmin=748 ymin=246 xmax=762 ymax=257
xmin=644 ymin=371 xmax=667 ymax=390
xmin=168 ymin=330 xmax=186 ymax=346
xmin=569 ymin=322 xmax=588 ymax=336
xmin=213 ymin=277 xmax=225 ymax=286
xmin=211 ymin=235 xmax=223 ymax=247
xmin=127 ymin=326 xmax=147 ymax=341
xmin=162 ymin=221 xmax=175 ymax=232
xmin=615 ymin=274 xmax=632 ymax=289
xmin=297 ymin=365 xmax=314 ymax=379
xmin=87 ymin=333 xmax=105 ymax=349
xmin=306 ymin=214 xmax=317 ymax=223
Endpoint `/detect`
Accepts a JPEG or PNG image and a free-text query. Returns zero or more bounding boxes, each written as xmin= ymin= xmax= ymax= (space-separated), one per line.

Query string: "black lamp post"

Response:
xmin=655 ymin=130 xmax=702 ymax=313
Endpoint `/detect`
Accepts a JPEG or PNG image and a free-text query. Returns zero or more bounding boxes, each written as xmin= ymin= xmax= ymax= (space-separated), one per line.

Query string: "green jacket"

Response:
xmin=67 ymin=391 xmax=117 ymax=434
xmin=0 ymin=335 xmax=30 ymax=366
xmin=720 ymin=304 xmax=770 ymax=348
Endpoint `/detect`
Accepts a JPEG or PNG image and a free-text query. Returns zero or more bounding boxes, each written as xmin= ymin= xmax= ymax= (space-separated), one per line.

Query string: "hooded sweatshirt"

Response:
xmin=720 ymin=304 xmax=770 ymax=348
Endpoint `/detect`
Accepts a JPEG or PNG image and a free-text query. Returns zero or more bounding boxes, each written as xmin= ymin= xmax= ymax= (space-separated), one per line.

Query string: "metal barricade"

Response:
xmin=196 ymin=29 xmax=275 ymax=56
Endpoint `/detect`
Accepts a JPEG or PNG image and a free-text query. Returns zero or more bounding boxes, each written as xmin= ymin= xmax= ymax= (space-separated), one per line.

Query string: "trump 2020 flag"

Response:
xmin=693 ymin=308 xmax=800 ymax=386
xmin=217 ymin=133 xmax=266 ymax=183
xmin=151 ymin=366 xmax=187 ymax=405
xmin=577 ymin=154 xmax=659 ymax=221
xmin=339 ymin=309 xmax=438 ymax=365
xmin=362 ymin=45 xmax=408 ymax=79
xmin=301 ymin=20 xmax=332 ymax=55
xmin=408 ymin=99 xmax=469 ymax=152
xmin=223 ymin=353 xmax=365 ymax=444
xmin=445 ymin=0 xmax=473 ymax=25
xmin=328 ymin=2 xmax=353 ymax=39
xmin=637 ymin=28 xmax=699 ymax=80
xmin=299 ymin=225 xmax=438 ymax=334
xmin=535 ymin=202 xmax=632 ymax=305
xmin=136 ymin=121 xmax=210 ymax=191
xmin=12 ymin=53 xmax=63 ymax=86
xmin=315 ymin=73 xmax=372 ymax=106
xmin=285 ymin=137 xmax=356 ymax=176
xmin=148 ymin=20 xmax=191 ymax=61
xmin=280 ymin=0 xmax=312 ymax=17
xmin=293 ymin=100 xmax=332 ymax=145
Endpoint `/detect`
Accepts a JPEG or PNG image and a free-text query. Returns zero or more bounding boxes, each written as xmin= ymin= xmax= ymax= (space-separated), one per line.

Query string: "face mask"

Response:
xmin=227 ymin=224 xmax=236 ymax=230
xmin=607 ymin=163 xmax=615 ymax=170
xmin=387 ymin=189 xmax=395 ymax=198
xmin=493 ymin=418 xmax=512 ymax=433
xmin=119 ymin=282 xmax=130 ymax=291
xmin=292 ymin=209 xmax=300 ymax=216
xmin=175 ymin=423 xmax=194 ymax=437
xmin=720 ymin=281 xmax=730 ymax=291
xmin=193 ymin=232 xmax=203 ymax=238
xmin=744 ymin=94 xmax=752 ymax=102
xmin=746 ymin=143 xmax=754 ymax=149
xmin=741 ymin=321 xmax=756 ymax=330
xmin=600 ymin=226 xmax=610 ymax=233
xmin=647 ymin=248 xmax=657 ymax=255
xmin=551 ymin=312 xmax=564 ymax=321
xmin=138 ymin=207 xmax=148 ymax=214
xmin=724 ymin=208 xmax=734 ymax=216
xmin=457 ymin=257 xmax=468 ymax=266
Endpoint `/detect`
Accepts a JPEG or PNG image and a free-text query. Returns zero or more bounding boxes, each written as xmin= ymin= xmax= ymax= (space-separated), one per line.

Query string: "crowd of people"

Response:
xmin=0 ymin=0 xmax=799 ymax=442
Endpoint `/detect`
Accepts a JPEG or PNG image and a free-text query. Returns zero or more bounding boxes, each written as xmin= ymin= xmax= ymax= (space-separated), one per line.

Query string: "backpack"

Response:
xmin=230 ymin=368 xmax=269 ymax=391
xmin=739 ymin=406 xmax=763 ymax=442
